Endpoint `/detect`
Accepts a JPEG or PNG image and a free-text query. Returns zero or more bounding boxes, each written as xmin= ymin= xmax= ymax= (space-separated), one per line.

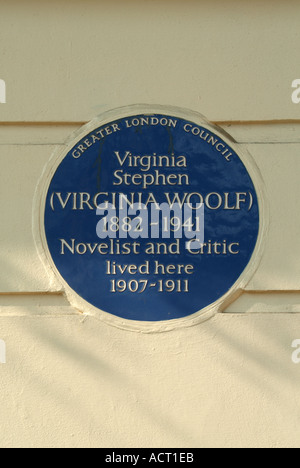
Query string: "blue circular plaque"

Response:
xmin=39 ymin=107 xmax=263 ymax=326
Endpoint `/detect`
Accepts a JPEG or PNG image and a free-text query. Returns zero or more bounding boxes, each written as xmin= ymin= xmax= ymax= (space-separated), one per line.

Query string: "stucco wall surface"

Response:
xmin=0 ymin=0 xmax=300 ymax=448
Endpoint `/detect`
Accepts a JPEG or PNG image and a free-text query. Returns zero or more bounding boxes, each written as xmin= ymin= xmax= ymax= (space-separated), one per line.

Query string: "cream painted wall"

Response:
xmin=1 ymin=0 xmax=300 ymax=122
xmin=0 ymin=0 xmax=300 ymax=448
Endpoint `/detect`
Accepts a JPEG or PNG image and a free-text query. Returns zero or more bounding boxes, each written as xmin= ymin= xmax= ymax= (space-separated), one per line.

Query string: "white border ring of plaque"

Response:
xmin=33 ymin=105 xmax=268 ymax=333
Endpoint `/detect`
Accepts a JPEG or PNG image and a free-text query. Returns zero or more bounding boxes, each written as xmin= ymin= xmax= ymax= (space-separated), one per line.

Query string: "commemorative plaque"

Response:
xmin=37 ymin=106 xmax=264 ymax=328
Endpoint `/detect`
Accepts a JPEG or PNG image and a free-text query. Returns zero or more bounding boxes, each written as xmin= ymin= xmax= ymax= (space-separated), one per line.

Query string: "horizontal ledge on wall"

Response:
xmin=224 ymin=291 xmax=300 ymax=314
xmin=0 ymin=119 xmax=300 ymax=126
xmin=0 ymin=291 xmax=300 ymax=317
xmin=0 ymin=122 xmax=86 ymax=127
xmin=0 ymin=293 xmax=80 ymax=317
xmin=1 ymin=121 xmax=300 ymax=145
xmin=216 ymin=119 xmax=300 ymax=126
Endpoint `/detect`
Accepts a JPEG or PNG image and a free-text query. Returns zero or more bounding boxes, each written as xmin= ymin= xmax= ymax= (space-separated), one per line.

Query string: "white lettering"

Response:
xmin=0 ymin=340 xmax=6 ymax=364
xmin=292 ymin=339 xmax=300 ymax=364
xmin=292 ymin=79 xmax=300 ymax=104
xmin=0 ymin=79 xmax=6 ymax=103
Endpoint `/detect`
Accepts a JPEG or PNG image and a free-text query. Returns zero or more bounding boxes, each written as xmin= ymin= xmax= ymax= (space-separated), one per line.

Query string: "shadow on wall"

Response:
xmin=1 ymin=248 xmax=300 ymax=446
xmin=4 ymin=308 xmax=199 ymax=447
xmin=2 ymin=302 xmax=300 ymax=447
